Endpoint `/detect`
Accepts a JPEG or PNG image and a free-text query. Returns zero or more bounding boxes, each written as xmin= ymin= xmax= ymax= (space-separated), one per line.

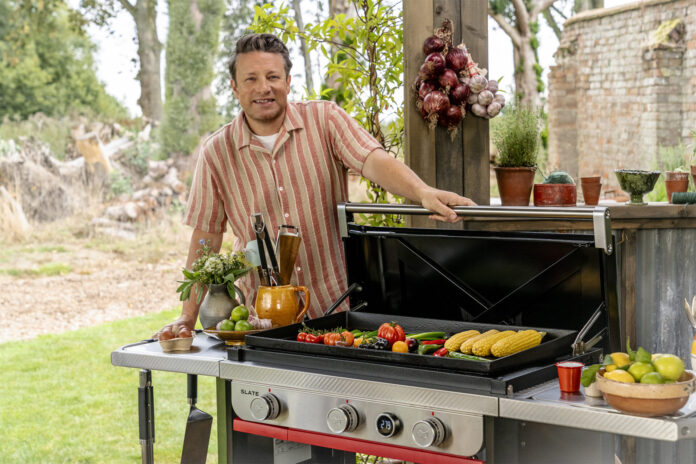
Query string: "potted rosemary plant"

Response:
xmin=491 ymin=103 xmax=541 ymax=205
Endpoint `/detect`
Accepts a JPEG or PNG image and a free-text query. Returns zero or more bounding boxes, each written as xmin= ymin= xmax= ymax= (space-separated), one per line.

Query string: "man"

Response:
xmin=157 ymin=33 xmax=474 ymax=337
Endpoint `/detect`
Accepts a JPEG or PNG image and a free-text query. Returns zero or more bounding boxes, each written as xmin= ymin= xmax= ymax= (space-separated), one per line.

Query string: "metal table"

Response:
xmin=112 ymin=333 xmax=696 ymax=463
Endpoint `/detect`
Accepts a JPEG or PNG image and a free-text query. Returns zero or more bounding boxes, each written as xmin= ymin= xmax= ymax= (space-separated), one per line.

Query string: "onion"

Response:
xmin=486 ymin=79 xmax=499 ymax=93
xmin=419 ymin=52 xmax=446 ymax=79
xmin=487 ymin=102 xmax=502 ymax=118
xmin=459 ymin=76 xmax=471 ymax=87
xmin=477 ymin=90 xmax=494 ymax=106
xmin=471 ymin=103 xmax=488 ymax=118
xmin=445 ymin=46 xmax=468 ymax=71
xmin=423 ymin=90 xmax=450 ymax=116
xmin=423 ymin=35 xmax=445 ymax=55
xmin=466 ymin=92 xmax=479 ymax=105
xmin=439 ymin=104 xmax=464 ymax=127
xmin=418 ymin=80 xmax=437 ymax=99
xmin=438 ymin=69 xmax=459 ymax=91
xmin=493 ymin=93 xmax=506 ymax=107
xmin=450 ymin=83 xmax=471 ymax=105
xmin=469 ymin=74 xmax=488 ymax=93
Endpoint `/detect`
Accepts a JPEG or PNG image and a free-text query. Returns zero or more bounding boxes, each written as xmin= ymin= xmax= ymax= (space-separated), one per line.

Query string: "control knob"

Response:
xmin=375 ymin=413 xmax=401 ymax=438
xmin=326 ymin=404 xmax=360 ymax=433
xmin=411 ymin=417 xmax=447 ymax=448
xmin=250 ymin=393 xmax=281 ymax=421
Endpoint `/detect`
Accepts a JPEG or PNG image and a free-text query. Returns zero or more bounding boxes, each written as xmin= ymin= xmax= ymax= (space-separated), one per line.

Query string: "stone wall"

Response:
xmin=548 ymin=0 xmax=696 ymax=193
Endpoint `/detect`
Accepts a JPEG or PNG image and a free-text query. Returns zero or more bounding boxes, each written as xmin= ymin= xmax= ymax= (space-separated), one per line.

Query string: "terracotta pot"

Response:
xmin=664 ymin=171 xmax=689 ymax=203
xmin=692 ymin=165 xmax=696 ymax=188
xmin=494 ymin=166 xmax=537 ymax=206
xmin=579 ymin=175 xmax=601 ymax=184
xmin=580 ymin=179 xmax=602 ymax=206
xmin=533 ymin=184 xmax=577 ymax=207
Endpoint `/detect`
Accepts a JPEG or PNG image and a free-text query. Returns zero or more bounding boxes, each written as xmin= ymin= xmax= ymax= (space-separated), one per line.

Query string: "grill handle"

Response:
xmin=337 ymin=203 xmax=613 ymax=255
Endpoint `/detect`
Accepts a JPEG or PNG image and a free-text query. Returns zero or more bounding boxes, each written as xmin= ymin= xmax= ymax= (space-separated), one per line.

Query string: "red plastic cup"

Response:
xmin=556 ymin=361 xmax=584 ymax=393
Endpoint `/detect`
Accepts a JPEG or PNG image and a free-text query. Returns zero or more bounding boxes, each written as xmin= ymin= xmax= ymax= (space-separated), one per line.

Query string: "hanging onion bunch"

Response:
xmin=413 ymin=19 xmax=506 ymax=138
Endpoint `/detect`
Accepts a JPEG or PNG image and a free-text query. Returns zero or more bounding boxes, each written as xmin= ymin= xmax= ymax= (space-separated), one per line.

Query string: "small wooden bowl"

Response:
xmin=203 ymin=328 xmax=263 ymax=346
xmin=159 ymin=334 xmax=195 ymax=352
xmin=596 ymin=369 xmax=696 ymax=417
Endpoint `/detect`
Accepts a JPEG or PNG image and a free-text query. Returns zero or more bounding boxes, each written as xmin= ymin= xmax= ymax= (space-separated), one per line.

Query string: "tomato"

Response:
xmin=340 ymin=331 xmax=354 ymax=346
xmin=317 ymin=333 xmax=326 ymax=344
xmin=305 ymin=333 xmax=321 ymax=344
xmin=378 ymin=322 xmax=405 ymax=346
xmin=296 ymin=332 xmax=307 ymax=342
xmin=324 ymin=332 xmax=341 ymax=346
xmin=392 ymin=341 xmax=409 ymax=353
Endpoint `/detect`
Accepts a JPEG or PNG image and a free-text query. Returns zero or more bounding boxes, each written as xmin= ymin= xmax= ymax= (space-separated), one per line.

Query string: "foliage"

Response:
xmin=0 ymin=113 xmax=74 ymax=160
xmin=160 ymin=0 xmax=224 ymax=157
xmin=107 ymin=170 xmax=133 ymax=199
xmin=646 ymin=143 xmax=693 ymax=202
xmin=491 ymin=103 xmax=540 ymax=167
xmin=177 ymin=240 xmax=252 ymax=303
xmin=251 ymin=0 xmax=405 ymax=226
xmin=122 ymin=138 xmax=154 ymax=175
xmin=0 ymin=309 xmax=220 ymax=463
xmin=0 ymin=0 xmax=127 ymax=121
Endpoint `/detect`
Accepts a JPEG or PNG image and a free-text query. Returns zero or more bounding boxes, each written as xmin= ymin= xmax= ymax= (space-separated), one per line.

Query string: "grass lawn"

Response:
xmin=0 ymin=309 xmax=220 ymax=463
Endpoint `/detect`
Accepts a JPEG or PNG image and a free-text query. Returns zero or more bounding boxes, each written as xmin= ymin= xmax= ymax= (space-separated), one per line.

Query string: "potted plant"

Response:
xmin=176 ymin=240 xmax=252 ymax=329
xmin=533 ymin=171 xmax=577 ymax=207
xmin=492 ymin=103 xmax=540 ymax=205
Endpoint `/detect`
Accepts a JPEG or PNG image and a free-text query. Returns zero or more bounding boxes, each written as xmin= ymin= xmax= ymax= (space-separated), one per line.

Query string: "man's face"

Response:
xmin=231 ymin=51 xmax=291 ymax=135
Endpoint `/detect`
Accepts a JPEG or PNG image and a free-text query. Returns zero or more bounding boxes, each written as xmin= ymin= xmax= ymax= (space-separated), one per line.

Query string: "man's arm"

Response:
xmin=361 ymin=148 xmax=476 ymax=222
xmin=155 ymin=228 xmax=224 ymax=337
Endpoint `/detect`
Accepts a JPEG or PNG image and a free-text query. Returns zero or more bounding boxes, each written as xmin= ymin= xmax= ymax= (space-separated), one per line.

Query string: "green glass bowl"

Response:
xmin=614 ymin=169 xmax=661 ymax=205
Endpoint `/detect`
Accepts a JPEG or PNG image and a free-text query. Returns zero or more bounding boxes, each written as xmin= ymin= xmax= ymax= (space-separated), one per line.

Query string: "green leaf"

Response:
xmin=581 ymin=364 xmax=602 ymax=387
xmin=635 ymin=346 xmax=652 ymax=363
xmin=626 ymin=337 xmax=636 ymax=362
xmin=602 ymin=354 xmax=613 ymax=365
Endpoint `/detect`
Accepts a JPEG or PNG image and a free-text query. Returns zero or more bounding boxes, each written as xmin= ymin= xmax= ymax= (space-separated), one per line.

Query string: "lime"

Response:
xmin=230 ymin=305 xmax=250 ymax=322
xmin=219 ymin=319 xmax=236 ymax=331
xmin=652 ymin=354 xmax=685 ymax=381
xmin=604 ymin=370 xmax=635 ymax=383
xmin=627 ymin=362 xmax=655 ymax=381
xmin=640 ymin=372 xmax=665 ymax=384
xmin=234 ymin=320 xmax=254 ymax=331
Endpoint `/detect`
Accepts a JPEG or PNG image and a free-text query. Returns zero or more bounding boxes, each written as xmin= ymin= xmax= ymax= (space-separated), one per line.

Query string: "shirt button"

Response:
xmin=284 ymin=213 xmax=289 ymax=218
xmin=272 ymin=159 xmax=276 ymax=164
xmin=296 ymin=266 xmax=301 ymax=272
xmin=279 ymin=186 xmax=284 ymax=191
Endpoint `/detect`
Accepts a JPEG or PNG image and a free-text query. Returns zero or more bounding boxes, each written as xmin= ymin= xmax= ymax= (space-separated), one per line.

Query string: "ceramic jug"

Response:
xmin=255 ymin=285 xmax=310 ymax=327
xmin=199 ymin=283 xmax=245 ymax=329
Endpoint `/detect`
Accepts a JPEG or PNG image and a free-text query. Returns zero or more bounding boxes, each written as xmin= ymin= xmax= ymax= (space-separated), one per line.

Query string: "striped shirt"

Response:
xmin=184 ymin=100 xmax=382 ymax=319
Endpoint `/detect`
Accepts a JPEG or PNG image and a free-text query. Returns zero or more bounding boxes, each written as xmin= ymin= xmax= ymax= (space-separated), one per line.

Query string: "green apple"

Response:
xmin=230 ymin=305 xmax=250 ymax=322
xmin=627 ymin=362 xmax=655 ymax=382
xmin=652 ymin=354 xmax=685 ymax=381
xmin=219 ymin=319 xmax=236 ymax=331
xmin=234 ymin=320 xmax=254 ymax=331
xmin=640 ymin=372 xmax=665 ymax=384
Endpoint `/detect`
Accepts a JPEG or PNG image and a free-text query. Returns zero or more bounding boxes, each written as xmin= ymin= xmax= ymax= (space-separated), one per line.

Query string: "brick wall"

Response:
xmin=548 ymin=0 xmax=696 ymax=193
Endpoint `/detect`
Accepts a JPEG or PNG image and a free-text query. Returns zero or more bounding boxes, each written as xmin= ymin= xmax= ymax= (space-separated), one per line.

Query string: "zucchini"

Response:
xmin=447 ymin=351 xmax=488 ymax=362
xmin=406 ymin=331 xmax=446 ymax=341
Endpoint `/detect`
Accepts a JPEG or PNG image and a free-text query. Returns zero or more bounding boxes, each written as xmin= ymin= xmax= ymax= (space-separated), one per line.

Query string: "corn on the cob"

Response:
xmin=490 ymin=330 xmax=543 ymax=357
xmin=460 ymin=329 xmax=499 ymax=354
xmin=472 ymin=330 xmax=516 ymax=356
xmin=443 ymin=330 xmax=480 ymax=352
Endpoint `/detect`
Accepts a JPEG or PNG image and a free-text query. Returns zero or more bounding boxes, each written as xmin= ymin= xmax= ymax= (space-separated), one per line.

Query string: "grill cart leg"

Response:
xmin=138 ymin=369 xmax=155 ymax=464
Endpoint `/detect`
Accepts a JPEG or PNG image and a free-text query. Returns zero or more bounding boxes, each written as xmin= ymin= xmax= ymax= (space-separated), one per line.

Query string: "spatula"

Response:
xmin=180 ymin=374 xmax=212 ymax=464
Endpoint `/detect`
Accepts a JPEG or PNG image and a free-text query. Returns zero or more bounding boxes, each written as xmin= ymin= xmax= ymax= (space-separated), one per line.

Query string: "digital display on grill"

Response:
xmin=376 ymin=413 xmax=399 ymax=437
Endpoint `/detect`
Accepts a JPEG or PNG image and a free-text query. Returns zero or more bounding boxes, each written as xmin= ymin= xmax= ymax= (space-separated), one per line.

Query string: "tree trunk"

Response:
xmin=291 ymin=0 xmax=314 ymax=94
xmin=512 ymin=34 xmax=541 ymax=108
xmin=574 ymin=0 xmax=603 ymax=12
xmin=121 ymin=0 xmax=163 ymax=122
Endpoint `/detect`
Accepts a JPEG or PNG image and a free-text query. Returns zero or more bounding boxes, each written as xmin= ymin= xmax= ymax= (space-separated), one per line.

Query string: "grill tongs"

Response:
xmin=572 ymin=302 xmax=606 ymax=356
xmin=251 ymin=213 xmax=280 ymax=286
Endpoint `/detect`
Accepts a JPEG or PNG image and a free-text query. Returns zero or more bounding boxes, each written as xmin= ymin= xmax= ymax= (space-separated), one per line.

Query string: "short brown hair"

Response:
xmin=228 ymin=33 xmax=293 ymax=81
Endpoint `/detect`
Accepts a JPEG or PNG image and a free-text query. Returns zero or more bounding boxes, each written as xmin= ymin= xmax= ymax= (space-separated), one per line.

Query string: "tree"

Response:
xmin=80 ymin=0 xmax=163 ymax=122
xmin=488 ymin=0 xmax=559 ymax=108
xmin=160 ymin=0 xmax=224 ymax=157
xmin=251 ymin=0 xmax=405 ymax=226
xmin=0 ymin=0 xmax=126 ymax=120
xmin=540 ymin=0 xmax=603 ymax=41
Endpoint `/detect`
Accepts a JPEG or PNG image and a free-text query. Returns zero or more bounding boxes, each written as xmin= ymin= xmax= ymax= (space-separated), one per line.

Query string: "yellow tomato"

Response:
xmin=391 ymin=341 xmax=409 ymax=353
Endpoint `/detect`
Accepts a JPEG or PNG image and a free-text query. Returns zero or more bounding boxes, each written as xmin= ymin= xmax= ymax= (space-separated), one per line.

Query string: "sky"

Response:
xmin=84 ymin=0 xmax=635 ymax=117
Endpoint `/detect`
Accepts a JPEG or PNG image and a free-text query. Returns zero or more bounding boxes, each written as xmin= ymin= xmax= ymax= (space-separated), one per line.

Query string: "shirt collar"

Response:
xmin=234 ymin=102 xmax=304 ymax=150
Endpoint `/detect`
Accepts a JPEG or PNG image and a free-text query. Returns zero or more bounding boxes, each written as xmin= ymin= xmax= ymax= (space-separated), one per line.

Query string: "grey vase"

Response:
xmin=198 ymin=283 xmax=246 ymax=329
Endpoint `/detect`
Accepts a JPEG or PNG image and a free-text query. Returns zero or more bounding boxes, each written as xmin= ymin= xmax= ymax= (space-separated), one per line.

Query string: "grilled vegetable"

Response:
xmin=444 ymin=330 xmax=480 ymax=352
xmin=405 ymin=338 xmax=419 ymax=352
xmin=460 ymin=329 xmax=499 ymax=354
xmin=392 ymin=341 xmax=409 ymax=353
xmin=405 ymin=331 xmax=446 ymax=340
xmin=421 ymin=339 xmax=448 ymax=345
xmin=447 ymin=351 xmax=488 ymax=362
xmin=417 ymin=343 xmax=443 ymax=355
xmin=490 ymin=330 xmax=544 ymax=357
xmin=433 ymin=347 xmax=449 ymax=357
xmin=378 ymin=323 xmax=406 ymax=346
xmin=472 ymin=330 xmax=516 ymax=356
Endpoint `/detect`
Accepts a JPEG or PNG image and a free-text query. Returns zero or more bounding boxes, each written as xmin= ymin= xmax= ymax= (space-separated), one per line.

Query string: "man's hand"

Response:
xmin=153 ymin=314 xmax=196 ymax=340
xmin=419 ymin=186 xmax=476 ymax=223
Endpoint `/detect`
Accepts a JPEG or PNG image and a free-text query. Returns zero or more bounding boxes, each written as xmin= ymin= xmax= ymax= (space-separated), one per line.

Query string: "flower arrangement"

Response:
xmin=176 ymin=239 xmax=252 ymax=303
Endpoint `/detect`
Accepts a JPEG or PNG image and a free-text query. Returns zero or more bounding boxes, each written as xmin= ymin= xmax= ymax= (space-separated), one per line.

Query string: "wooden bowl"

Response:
xmin=596 ymin=369 xmax=696 ymax=417
xmin=159 ymin=334 xmax=195 ymax=352
xmin=203 ymin=328 xmax=263 ymax=345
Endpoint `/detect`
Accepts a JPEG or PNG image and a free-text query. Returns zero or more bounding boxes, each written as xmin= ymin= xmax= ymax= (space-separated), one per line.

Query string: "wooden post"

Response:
xmin=404 ymin=0 xmax=490 ymax=228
